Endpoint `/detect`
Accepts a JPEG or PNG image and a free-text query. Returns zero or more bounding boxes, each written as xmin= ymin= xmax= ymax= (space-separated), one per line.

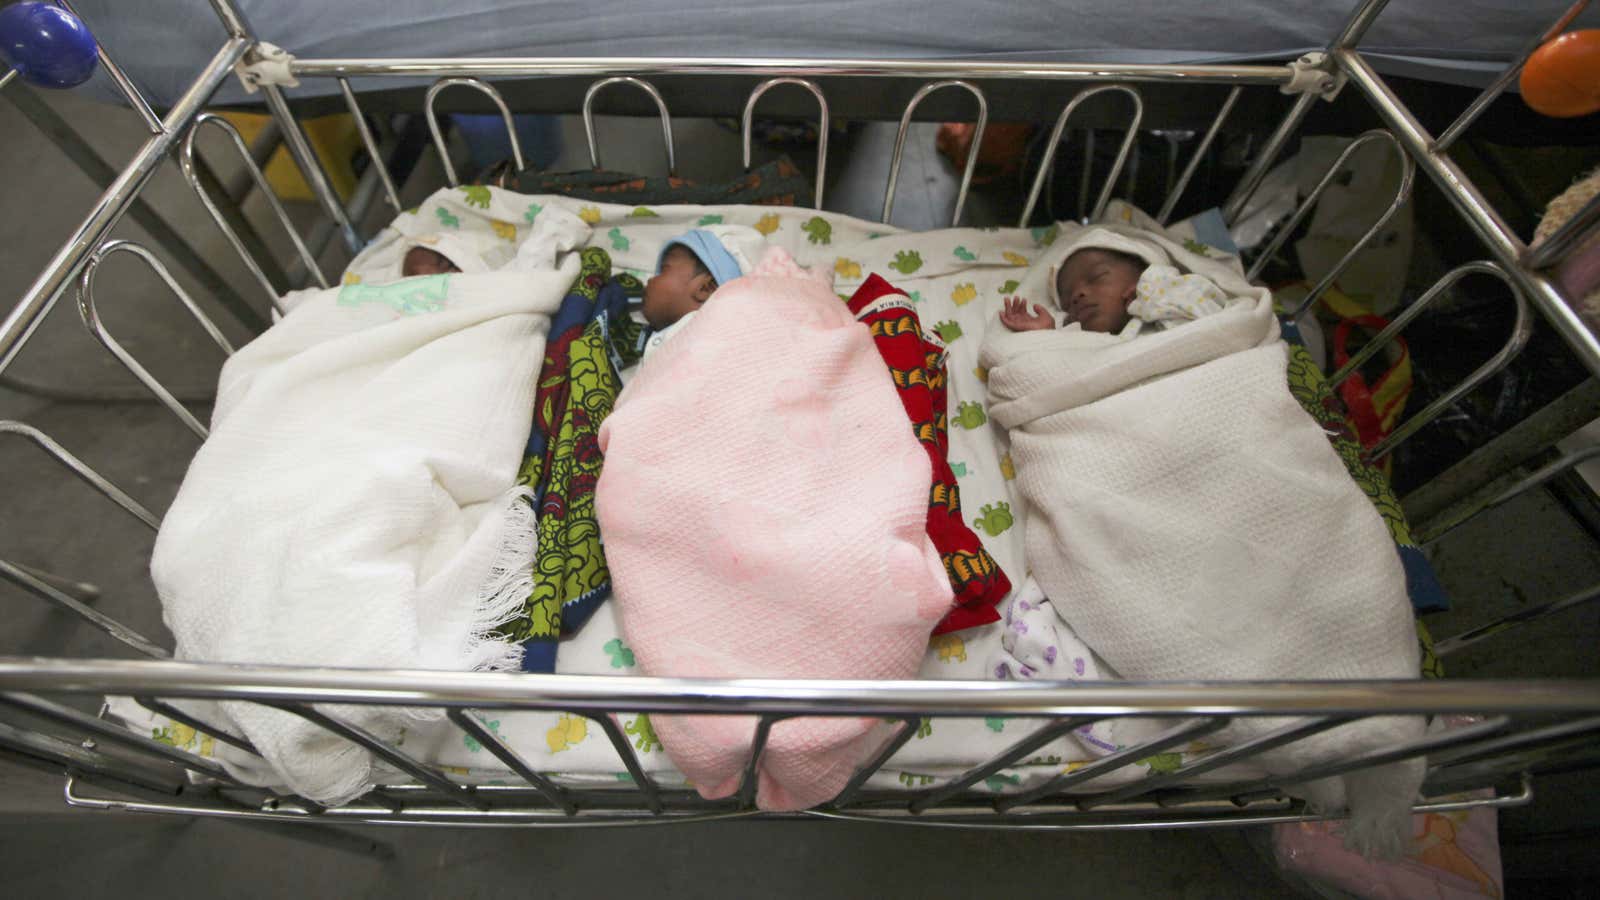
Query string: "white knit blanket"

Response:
xmin=979 ymin=224 xmax=1423 ymax=848
xmin=151 ymin=260 xmax=574 ymax=804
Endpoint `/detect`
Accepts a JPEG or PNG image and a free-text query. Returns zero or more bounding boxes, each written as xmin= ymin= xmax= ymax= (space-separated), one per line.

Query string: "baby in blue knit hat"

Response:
xmin=640 ymin=226 xmax=764 ymax=355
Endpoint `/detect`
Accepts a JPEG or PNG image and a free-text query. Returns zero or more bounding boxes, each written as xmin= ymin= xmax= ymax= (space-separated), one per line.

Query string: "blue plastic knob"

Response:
xmin=0 ymin=2 xmax=98 ymax=89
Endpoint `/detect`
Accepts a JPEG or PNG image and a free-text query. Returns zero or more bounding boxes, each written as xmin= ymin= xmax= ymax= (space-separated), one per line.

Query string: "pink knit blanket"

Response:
xmin=595 ymin=248 xmax=952 ymax=810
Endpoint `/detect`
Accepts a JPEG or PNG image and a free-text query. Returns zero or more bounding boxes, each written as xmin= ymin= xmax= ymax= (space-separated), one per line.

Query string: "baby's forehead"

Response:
xmin=1061 ymin=248 xmax=1120 ymax=273
xmin=661 ymin=244 xmax=698 ymax=264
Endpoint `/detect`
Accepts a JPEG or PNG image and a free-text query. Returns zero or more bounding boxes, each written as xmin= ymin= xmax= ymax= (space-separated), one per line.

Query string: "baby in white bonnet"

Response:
xmin=999 ymin=228 xmax=1229 ymax=336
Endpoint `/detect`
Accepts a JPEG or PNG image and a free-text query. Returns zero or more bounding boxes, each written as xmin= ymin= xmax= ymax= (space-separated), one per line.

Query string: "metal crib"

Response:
xmin=2 ymin=0 xmax=1599 ymax=838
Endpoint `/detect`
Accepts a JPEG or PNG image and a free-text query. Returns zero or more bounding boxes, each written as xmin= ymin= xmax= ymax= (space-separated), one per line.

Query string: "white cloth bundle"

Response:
xmin=152 ymin=261 xmax=574 ymax=804
xmin=980 ymin=224 xmax=1423 ymax=851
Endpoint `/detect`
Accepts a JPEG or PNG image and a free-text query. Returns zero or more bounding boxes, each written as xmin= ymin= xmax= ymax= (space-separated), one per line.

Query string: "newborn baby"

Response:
xmin=637 ymin=226 xmax=764 ymax=358
xmin=401 ymin=246 xmax=461 ymax=277
xmin=1000 ymin=245 xmax=1227 ymax=335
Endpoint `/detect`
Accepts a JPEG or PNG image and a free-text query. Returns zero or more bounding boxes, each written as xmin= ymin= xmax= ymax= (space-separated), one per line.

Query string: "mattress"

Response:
xmin=68 ymin=0 xmax=1600 ymax=109
xmin=110 ymin=196 xmax=1281 ymax=803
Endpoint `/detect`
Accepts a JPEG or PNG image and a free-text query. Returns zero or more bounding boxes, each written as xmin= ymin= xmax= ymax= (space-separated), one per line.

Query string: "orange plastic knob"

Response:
xmin=1520 ymin=29 xmax=1600 ymax=118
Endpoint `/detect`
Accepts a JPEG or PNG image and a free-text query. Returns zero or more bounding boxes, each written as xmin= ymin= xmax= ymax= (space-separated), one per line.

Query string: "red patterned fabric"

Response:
xmin=847 ymin=274 xmax=1009 ymax=634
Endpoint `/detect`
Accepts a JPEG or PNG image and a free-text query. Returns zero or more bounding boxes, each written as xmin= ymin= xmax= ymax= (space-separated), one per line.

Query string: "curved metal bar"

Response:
xmin=424 ymin=77 xmax=523 ymax=187
xmin=1338 ymin=262 xmax=1533 ymax=461
xmin=180 ymin=113 xmax=324 ymax=310
xmin=337 ymin=78 xmax=402 ymax=212
xmin=1330 ymin=261 xmax=1498 ymax=388
xmin=1157 ymin=86 xmax=1241 ymax=225
xmin=1019 ymin=84 xmax=1144 ymax=227
xmin=882 ymin=80 xmax=987 ymax=226
xmin=582 ymin=76 xmax=676 ymax=174
xmin=0 ymin=559 xmax=170 ymax=659
xmin=742 ymin=78 xmax=829 ymax=209
xmin=1243 ymin=129 xmax=1414 ymax=318
xmin=1286 ymin=140 xmax=1416 ymax=317
xmin=0 ymin=420 xmax=158 ymax=529
xmin=77 ymin=240 xmax=237 ymax=440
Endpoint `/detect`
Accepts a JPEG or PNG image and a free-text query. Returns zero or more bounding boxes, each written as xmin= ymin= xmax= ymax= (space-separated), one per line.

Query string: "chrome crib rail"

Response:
xmin=0 ymin=658 xmax=1593 ymax=827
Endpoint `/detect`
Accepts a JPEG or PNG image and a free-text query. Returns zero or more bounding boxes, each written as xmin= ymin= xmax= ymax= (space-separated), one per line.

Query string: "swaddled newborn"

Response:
xmin=637 ymin=226 xmax=764 ymax=359
xmin=999 ymin=245 xmax=1228 ymax=335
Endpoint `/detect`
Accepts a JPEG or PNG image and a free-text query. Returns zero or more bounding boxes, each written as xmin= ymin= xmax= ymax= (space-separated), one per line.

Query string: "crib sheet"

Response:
xmin=111 ymin=196 xmax=1276 ymax=801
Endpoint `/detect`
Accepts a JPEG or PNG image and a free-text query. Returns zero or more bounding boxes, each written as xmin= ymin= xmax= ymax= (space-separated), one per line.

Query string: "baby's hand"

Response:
xmin=999 ymin=296 xmax=1055 ymax=332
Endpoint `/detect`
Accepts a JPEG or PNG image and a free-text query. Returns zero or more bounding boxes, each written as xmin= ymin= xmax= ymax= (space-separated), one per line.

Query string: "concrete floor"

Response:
xmin=2 ymin=79 xmax=1598 ymax=897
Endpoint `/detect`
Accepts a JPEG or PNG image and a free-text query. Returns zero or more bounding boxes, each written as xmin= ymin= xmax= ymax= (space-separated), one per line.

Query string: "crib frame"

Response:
xmin=3 ymin=0 xmax=1600 ymax=836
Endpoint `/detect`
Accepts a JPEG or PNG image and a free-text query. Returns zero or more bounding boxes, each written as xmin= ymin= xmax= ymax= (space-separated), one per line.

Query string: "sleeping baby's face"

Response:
xmin=1056 ymin=248 xmax=1145 ymax=334
xmin=402 ymin=246 xmax=460 ymax=277
xmin=642 ymin=245 xmax=717 ymax=331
